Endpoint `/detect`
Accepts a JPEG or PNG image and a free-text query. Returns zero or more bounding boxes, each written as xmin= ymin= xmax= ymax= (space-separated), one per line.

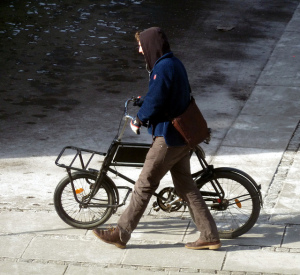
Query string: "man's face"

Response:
xmin=138 ymin=41 xmax=144 ymax=55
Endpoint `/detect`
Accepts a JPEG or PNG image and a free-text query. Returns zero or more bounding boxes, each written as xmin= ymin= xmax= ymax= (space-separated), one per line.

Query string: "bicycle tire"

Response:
xmin=54 ymin=172 xmax=115 ymax=229
xmin=191 ymin=170 xmax=261 ymax=238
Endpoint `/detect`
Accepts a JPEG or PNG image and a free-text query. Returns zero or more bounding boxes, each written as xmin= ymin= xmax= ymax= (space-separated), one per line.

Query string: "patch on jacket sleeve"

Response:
xmin=153 ymin=74 xmax=157 ymax=80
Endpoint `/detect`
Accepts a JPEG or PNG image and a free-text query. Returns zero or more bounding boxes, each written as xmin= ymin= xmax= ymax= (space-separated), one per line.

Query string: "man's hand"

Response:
xmin=133 ymin=96 xmax=144 ymax=107
xmin=130 ymin=118 xmax=142 ymax=135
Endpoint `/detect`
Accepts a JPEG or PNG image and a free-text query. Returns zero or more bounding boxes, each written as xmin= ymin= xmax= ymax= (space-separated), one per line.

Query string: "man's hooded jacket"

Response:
xmin=137 ymin=27 xmax=191 ymax=146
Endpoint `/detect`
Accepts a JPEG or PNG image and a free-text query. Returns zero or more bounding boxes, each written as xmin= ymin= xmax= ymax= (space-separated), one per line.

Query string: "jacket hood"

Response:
xmin=139 ymin=27 xmax=171 ymax=71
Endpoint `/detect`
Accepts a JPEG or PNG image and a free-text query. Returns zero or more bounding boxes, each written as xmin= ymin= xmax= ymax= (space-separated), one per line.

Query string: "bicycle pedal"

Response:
xmin=152 ymin=202 xmax=160 ymax=212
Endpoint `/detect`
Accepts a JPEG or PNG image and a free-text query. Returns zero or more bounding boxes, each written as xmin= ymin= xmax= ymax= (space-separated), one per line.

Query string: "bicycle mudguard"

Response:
xmin=103 ymin=174 xmax=120 ymax=209
xmin=213 ymin=167 xmax=263 ymax=206
xmin=67 ymin=171 xmax=120 ymax=211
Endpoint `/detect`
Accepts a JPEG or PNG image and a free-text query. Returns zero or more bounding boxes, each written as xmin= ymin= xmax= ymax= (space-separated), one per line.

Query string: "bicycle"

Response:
xmin=54 ymin=97 xmax=263 ymax=239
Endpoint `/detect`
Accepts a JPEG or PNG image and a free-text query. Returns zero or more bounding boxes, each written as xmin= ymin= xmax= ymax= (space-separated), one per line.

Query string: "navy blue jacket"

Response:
xmin=137 ymin=52 xmax=191 ymax=146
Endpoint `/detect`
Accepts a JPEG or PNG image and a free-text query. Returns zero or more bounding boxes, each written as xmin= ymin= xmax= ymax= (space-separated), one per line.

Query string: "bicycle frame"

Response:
xmin=55 ymin=97 xmax=226 ymax=211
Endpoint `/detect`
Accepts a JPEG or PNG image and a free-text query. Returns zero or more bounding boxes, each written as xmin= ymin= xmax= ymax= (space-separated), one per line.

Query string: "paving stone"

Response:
xmin=257 ymin=32 xmax=300 ymax=86
xmin=0 ymin=235 xmax=33 ymax=258
xmin=223 ymin=250 xmax=300 ymax=274
xmin=223 ymin=114 xmax=298 ymax=150
xmin=230 ymin=223 xmax=284 ymax=248
xmin=22 ymin=236 xmax=125 ymax=264
xmin=122 ymin=245 xmax=225 ymax=270
xmin=241 ymin=86 xmax=300 ymax=119
xmin=269 ymin=180 xmax=300 ymax=224
xmin=0 ymin=211 xmax=86 ymax=235
xmin=282 ymin=225 xmax=300 ymax=249
xmin=0 ymin=262 xmax=66 ymax=275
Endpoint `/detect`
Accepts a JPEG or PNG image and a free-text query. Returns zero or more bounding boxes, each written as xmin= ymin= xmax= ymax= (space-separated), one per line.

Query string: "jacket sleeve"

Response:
xmin=137 ymin=65 xmax=173 ymax=124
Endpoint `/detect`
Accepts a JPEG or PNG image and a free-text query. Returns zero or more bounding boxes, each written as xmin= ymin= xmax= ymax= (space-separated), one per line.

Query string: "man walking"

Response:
xmin=93 ymin=27 xmax=221 ymax=250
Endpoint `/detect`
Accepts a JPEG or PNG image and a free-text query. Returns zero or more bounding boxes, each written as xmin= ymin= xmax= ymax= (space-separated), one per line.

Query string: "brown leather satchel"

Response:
xmin=172 ymin=97 xmax=210 ymax=148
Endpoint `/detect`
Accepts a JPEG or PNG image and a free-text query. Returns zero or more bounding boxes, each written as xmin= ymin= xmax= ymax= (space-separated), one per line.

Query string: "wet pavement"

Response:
xmin=1 ymin=0 xmax=300 ymax=274
xmin=1 ymin=0 xmax=299 ymax=157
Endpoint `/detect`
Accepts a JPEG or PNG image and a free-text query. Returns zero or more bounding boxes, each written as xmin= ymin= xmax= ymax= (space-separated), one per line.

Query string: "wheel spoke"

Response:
xmin=54 ymin=173 xmax=114 ymax=228
xmin=196 ymin=171 xmax=260 ymax=238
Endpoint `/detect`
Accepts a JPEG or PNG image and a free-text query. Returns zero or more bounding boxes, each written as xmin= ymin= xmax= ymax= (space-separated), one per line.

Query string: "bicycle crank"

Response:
xmin=155 ymin=187 xmax=184 ymax=212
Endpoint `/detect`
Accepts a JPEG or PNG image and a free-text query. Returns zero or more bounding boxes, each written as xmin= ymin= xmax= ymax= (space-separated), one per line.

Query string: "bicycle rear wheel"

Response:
xmin=193 ymin=170 xmax=261 ymax=238
xmin=54 ymin=172 xmax=115 ymax=229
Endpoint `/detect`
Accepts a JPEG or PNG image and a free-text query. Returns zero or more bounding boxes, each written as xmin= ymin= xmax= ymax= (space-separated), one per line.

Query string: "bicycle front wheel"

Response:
xmin=54 ymin=172 xmax=115 ymax=229
xmin=194 ymin=171 xmax=261 ymax=239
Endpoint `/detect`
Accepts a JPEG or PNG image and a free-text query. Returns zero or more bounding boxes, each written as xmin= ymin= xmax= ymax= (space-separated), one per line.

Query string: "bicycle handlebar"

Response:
xmin=116 ymin=97 xmax=139 ymax=141
xmin=124 ymin=96 xmax=139 ymax=120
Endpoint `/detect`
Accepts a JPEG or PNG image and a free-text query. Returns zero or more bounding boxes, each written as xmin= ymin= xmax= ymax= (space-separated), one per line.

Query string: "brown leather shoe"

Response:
xmin=93 ymin=226 xmax=126 ymax=249
xmin=185 ymin=239 xmax=221 ymax=250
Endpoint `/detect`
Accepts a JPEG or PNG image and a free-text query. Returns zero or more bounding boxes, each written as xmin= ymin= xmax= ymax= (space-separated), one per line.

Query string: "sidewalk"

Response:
xmin=1 ymin=3 xmax=300 ymax=275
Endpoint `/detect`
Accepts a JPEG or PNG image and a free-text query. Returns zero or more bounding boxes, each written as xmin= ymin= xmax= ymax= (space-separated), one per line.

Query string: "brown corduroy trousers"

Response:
xmin=117 ymin=137 xmax=219 ymax=243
